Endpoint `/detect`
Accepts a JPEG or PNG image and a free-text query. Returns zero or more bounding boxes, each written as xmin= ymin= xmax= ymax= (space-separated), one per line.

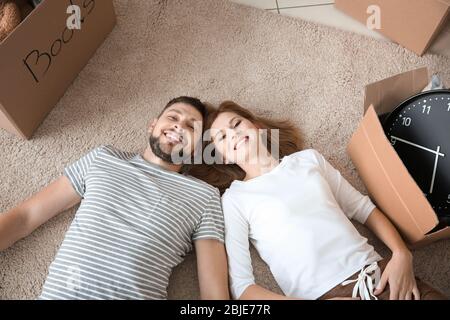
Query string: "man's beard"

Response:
xmin=149 ymin=134 xmax=185 ymax=164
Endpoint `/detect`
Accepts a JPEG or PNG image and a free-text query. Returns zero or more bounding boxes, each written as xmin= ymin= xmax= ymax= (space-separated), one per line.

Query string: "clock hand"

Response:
xmin=390 ymin=135 xmax=445 ymax=157
xmin=429 ymin=146 xmax=441 ymax=194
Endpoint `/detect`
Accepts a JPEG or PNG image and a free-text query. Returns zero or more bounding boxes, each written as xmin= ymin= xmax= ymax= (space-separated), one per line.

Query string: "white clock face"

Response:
xmin=383 ymin=90 xmax=450 ymax=224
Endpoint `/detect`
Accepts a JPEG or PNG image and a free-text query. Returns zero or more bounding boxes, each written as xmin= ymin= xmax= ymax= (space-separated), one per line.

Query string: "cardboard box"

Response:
xmin=335 ymin=0 xmax=450 ymax=56
xmin=347 ymin=67 xmax=450 ymax=249
xmin=430 ymin=17 xmax=450 ymax=56
xmin=0 ymin=0 xmax=116 ymax=139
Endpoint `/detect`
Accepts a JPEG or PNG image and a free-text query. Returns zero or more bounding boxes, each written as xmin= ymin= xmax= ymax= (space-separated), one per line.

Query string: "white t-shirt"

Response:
xmin=222 ymin=149 xmax=382 ymax=300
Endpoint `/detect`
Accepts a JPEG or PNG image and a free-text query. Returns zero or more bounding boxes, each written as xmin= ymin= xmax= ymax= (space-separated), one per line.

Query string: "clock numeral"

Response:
xmin=422 ymin=105 xmax=431 ymax=115
xmin=402 ymin=117 xmax=412 ymax=127
xmin=447 ymin=194 xmax=450 ymax=204
xmin=448 ymin=103 xmax=450 ymax=112
xmin=390 ymin=136 xmax=396 ymax=146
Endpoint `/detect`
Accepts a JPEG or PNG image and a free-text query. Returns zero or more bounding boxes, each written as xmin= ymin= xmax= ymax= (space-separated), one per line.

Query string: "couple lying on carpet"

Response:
xmin=0 ymin=96 xmax=446 ymax=300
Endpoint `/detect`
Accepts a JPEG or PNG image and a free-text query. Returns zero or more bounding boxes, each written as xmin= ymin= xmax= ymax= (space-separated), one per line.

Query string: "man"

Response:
xmin=0 ymin=96 xmax=229 ymax=300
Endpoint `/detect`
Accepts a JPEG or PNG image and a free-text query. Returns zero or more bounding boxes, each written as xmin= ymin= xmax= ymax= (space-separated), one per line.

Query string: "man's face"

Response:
xmin=148 ymin=103 xmax=203 ymax=164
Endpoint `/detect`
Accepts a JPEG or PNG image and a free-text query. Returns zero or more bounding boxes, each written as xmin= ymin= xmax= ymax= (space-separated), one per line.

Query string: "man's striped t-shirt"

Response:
xmin=38 ymin=145 xmax=225 ymax=300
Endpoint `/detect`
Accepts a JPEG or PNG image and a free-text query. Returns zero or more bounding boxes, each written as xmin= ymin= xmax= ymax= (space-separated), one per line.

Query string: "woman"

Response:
xmin=199 ymin=101 xmax=447 ymax=300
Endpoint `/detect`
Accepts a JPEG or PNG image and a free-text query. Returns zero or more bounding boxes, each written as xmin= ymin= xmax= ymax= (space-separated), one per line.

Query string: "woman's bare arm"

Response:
xmin=239 ymin=284 xmax=358 ymax=300
xmin=364 ymin=207 xmax=410 ymax=254
xmin=239 ymin=284 xmax=294 ymax=300
xmin=364 ymin=207 xmax=419 ymax=299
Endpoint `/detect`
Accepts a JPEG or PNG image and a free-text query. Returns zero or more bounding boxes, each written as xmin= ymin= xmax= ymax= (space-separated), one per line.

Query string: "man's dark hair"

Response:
xmin=159 ymin=96 xmax=208 ymax=120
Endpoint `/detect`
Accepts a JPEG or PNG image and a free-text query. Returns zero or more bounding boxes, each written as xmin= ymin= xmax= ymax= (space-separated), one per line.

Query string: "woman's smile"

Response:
xmin=234 ymin=135 xmax=249 ymax=150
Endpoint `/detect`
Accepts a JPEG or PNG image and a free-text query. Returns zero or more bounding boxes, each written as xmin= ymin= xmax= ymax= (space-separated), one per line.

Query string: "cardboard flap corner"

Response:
xmin=438 ymin=0 xmax=450 ymax=6
xmin=335 ymin=0 xmax=450 ymax=55
xmin=363 ymin=67 xmax=429 ymax=115
xmin=347 ymin=105 xmax=438 ymax=243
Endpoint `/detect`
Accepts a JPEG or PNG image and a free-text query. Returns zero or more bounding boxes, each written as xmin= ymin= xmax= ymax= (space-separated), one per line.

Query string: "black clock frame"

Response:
xmin=382 ymin=89 xmax=450 ymax=226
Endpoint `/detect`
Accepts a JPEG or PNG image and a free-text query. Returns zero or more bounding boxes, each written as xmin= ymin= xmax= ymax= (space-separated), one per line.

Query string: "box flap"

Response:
xmin=430 ymin=17 xmax=450 ymax=55
xmin=347 ymin=106 xmax=438 ymax=243
xmin=364 ymin=67 xmax=429 ymax=116
xmin=409 ymin=226 xmax=450 ymax=249
xmin=335 ymin=0 xmax=450 ymax=55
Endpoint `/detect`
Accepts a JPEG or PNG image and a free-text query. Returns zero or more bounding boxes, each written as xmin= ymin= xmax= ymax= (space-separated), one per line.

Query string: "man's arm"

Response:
xmin=194 ymin=239 xmax=230 ymax=300
xmin=0 ymin=175 xmax=81 ymax=251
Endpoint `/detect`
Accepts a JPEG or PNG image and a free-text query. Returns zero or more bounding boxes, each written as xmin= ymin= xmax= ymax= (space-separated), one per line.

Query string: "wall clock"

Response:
xmin=383 ymin=89 xmax=450 ymax=226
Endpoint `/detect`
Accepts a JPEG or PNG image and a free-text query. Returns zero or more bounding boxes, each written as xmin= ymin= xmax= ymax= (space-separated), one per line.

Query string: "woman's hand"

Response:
xmin=363 ymin=208 xmax=420 ymax=300
xmin=374 ymin=250 xmax=420 ymax=300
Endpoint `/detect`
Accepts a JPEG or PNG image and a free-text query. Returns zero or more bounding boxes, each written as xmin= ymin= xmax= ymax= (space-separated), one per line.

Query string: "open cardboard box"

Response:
xmin=0 ymin=0 xmax=116 ymax=139
xmin=430 ymin=17 xmax=450 ymax=56
xmin=347 ymin=67 xmax=450 ymax=249
xmin=335 ymin=0 xmax=450 ymax=56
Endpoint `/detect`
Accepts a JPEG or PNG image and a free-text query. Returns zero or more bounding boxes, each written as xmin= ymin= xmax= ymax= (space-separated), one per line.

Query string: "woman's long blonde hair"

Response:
xmin=186 ymin=101 xmax=305 ymax=194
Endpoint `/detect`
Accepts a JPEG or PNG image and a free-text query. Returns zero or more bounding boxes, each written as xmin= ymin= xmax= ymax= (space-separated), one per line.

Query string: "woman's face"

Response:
xmin=210 ymin=112 xmax=260 ymax=165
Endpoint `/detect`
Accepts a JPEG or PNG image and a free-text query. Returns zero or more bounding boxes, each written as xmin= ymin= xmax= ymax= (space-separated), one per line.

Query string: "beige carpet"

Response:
xmin=1 ymin=0 xmax=449 ymax=299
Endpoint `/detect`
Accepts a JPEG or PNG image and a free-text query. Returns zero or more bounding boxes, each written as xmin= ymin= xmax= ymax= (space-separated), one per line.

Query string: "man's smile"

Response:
xmin=164 ymin=130 xmax=183 ymax=144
